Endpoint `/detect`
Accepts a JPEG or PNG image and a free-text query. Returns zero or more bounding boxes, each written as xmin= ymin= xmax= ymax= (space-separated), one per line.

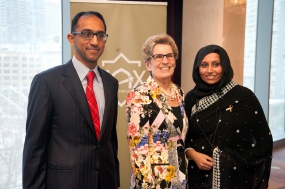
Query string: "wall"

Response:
xmin=181 ymin=0 xmax=246 ymax=93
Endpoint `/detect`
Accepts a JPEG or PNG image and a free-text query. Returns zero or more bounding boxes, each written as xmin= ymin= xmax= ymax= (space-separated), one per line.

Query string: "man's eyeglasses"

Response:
xmin=149 ymin=53 xmax=177 ymax=62
xmin=72 ymin=30 xmax=108 ymax=41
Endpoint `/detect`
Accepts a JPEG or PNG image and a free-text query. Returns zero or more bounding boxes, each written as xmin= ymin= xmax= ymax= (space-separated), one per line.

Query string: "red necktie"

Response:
xmin=86 ymin=71 xmax=100 ymax=139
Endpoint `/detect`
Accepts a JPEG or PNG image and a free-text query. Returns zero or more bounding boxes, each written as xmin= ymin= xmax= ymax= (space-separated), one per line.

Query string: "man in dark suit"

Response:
xmin=23 ymin=11 xmax=120 ymax=189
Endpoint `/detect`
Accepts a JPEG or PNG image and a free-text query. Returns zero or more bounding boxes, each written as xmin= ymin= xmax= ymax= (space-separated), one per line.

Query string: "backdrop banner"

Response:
xmin=70 ymin=1 xmax=167 ymax=188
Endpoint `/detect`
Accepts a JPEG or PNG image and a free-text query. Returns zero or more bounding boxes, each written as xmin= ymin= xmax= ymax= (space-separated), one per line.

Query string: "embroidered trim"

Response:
xmin=212 ymin=147 xmax=222 ymax=189
xmin=191 ymin=81 xmax=237 ymax=116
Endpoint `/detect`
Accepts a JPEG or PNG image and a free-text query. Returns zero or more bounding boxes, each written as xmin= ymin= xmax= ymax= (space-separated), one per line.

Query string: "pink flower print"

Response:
xmin=126 ymin=91 xmax=135 ymax=105
xmin=154 ymin=141 xmax=165 ymax=152
xmin=131 ymin=104 xmax=143 ymax=114
xmin=131 ymin=150 xmax=139 ymax=161
xmin=128 ymin=122 xmax=139 ymax=136
xmin=139 ymin=85 xmax=149 ymax=93
xmin=137 ymin=144 xmax=149 ymax=156
xmin=150 ymin=84 xmax=157 ymax=91
xmin=156 ymin=166 xmax=164 ymax=174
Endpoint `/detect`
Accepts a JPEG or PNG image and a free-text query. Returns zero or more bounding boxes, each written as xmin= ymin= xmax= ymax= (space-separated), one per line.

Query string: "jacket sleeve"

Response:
xmin=126 ymin=89 xmax=154 ymax=184
xmin=236 ymin=88 xmax=273 ymax=163
xmin=23 ymin=74 xmax=52 ymax=189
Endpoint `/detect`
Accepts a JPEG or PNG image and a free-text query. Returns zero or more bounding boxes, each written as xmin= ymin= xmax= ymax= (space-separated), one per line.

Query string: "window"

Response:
xmin=243 ymin=0 xmax=258 ymax=91
xmin=269 ymin=0 xmax=285 ymax=139
xmin=0 ymin=1 xmax=62 ymax=188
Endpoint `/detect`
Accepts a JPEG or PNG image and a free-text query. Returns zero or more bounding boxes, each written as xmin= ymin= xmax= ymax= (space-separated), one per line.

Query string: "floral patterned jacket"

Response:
xmin=126 ymin=76 xmax=188 ymax=189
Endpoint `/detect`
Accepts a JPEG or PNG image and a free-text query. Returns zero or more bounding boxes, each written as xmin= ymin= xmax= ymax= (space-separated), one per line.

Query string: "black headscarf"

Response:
xmin=192 ymin=44 xmax=234 ymax=98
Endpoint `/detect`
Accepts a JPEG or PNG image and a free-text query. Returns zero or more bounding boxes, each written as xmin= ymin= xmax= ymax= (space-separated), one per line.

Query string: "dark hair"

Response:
xmin=71 ymin=11 xmax=107 ymax=32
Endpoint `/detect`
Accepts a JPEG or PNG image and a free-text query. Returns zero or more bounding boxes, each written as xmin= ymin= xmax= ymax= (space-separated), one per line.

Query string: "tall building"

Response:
xmin=0 ymin=1 xmax=61 ymax=188
xmin=0 ymin=0 xmax=60 ymax=45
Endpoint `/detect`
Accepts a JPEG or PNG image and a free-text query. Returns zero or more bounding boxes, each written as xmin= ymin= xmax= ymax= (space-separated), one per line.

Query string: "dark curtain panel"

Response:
xmin=124 ymin=0 xmax=183 ymax=86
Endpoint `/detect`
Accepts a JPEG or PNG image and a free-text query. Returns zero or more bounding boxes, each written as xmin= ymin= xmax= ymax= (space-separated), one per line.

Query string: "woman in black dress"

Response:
xmin=184 ymin=44 xmax=273 ymax=189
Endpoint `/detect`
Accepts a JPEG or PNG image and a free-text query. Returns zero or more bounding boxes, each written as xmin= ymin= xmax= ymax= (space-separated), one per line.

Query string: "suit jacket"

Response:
xmin=23 ymin=60 xmax=120 ymax=189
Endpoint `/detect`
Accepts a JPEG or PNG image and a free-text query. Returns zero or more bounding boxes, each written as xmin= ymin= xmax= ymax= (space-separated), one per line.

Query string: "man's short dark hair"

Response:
xmin=71 ymin=11 xmax=107 ymax=32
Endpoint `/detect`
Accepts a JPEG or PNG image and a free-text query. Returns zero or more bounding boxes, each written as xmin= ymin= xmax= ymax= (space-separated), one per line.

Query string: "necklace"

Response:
xmin=160 ymin=83 xmax=178 ymax=101
xmin=194 ymin=99 xmax=222 ymax=150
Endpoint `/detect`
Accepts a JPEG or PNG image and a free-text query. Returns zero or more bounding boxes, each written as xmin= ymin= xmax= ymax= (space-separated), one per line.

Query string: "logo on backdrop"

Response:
xmin=102 ymin=53 xmax=148 ymax=107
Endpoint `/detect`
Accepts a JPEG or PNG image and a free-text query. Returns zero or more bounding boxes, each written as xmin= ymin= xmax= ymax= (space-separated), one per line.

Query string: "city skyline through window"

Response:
xmin=0 ymin=0 xmax=62 ymax=188
xmin=269 ymin=0 xmax=285 ymax=140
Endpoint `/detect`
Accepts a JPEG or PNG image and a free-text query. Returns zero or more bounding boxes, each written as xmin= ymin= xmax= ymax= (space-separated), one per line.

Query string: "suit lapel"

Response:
xmin=61 ymin=61 xmax=97 ymax=138
xmin=99 ymin=67 xmax=111 ymax=139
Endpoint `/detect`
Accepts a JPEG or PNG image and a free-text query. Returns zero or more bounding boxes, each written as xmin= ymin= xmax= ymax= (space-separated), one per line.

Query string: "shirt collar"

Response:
xmin=72 ymin=56 xmax=101 ymax=82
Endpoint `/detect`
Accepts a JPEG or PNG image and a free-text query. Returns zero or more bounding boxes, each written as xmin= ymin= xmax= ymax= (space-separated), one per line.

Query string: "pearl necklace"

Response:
xmin=160 ymin=84 xmax=178 ymax=101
